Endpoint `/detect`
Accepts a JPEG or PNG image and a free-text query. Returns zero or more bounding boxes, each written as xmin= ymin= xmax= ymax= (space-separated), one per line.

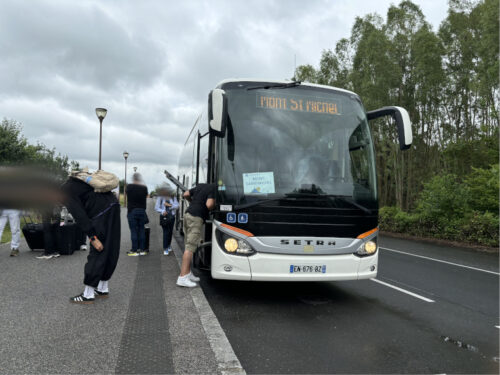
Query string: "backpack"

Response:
xmin=71 ymin=168 xmax=119 ymax=193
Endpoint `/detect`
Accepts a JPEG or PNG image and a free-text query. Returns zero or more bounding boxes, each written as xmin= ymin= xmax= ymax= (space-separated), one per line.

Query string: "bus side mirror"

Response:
xmin=366 ymin=106 xmax=412 ymax=150
xmin=208 ymin=89 xmax=228 ymax=137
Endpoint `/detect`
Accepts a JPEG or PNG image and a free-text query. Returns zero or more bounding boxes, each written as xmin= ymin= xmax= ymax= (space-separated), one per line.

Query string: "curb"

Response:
xmin=172 ymin=240 xmax=246 ymax=375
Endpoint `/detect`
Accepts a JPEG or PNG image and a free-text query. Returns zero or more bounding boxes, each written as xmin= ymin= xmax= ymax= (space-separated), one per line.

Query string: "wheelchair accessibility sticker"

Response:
xmin=226 ymin=213 xmax=237 ymax=223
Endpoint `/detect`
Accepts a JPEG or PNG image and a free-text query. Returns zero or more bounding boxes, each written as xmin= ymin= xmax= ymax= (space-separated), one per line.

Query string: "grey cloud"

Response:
xmin=0 ymin=0 xmax=166 ymax=96
xmin=0 ymin=0 xmax=448 ymax=189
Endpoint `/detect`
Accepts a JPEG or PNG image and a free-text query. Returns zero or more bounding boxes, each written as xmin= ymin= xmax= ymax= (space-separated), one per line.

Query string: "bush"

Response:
xmin=460 ymin=211 xmax=499 ymax=247
xmin=380 ymin=165 xmax=499 ymax=247
xmin=464 ymin=164 xmax=499 ymax=213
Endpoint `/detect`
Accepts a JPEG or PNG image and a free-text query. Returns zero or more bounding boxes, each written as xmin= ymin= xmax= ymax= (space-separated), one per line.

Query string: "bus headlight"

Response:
xmin=364 ymin=241 xmax=377 ymax=254
xmin=217 ymin=229 xmax=256 ymax=256
xmin=355 ymin=238 xmax=378 ymax=257
xmin=224 ymin=238 xmax=238 ymax=253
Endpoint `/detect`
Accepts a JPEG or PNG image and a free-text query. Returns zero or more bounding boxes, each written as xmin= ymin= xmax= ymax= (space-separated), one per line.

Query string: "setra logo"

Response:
xmin=280 ymin=239 xmax=336 ymax=246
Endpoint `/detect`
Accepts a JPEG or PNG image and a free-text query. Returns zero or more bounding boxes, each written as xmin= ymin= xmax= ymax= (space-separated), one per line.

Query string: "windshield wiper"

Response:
xmin=290 ymin=192 xmax=373 ymax=214
xmin=328 ymin=195 xmax=372 ymax=214
xmin=234 ymin=197 xmax=296 ymax=210
xmin=247 ymin=81 xmax=301 ymax=91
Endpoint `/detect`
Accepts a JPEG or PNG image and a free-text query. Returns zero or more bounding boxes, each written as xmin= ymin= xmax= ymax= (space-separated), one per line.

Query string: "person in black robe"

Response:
xmin=62 ymin=176 xmax=121 ymax=304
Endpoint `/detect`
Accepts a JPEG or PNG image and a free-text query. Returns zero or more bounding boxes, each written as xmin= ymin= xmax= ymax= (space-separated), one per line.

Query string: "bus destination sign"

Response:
xmin=256 ymin=93 xmax=340 ymax=115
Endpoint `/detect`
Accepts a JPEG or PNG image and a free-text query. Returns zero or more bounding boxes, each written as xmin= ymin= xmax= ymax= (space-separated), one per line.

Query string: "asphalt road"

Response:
xmin=178 ymin=234 xmax=499 ymax=374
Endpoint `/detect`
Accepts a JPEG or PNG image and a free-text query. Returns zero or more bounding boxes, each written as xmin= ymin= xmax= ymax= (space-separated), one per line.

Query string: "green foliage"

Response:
xmin=380 ymin=164 xmax=499 ymax=247
xmin=415 ymin=174 xmax=468 ymax=220
xmin=0 ymin=119 xmax=30 ymax=164
xmin=464 ymin=164 xmax=499 ymax=213
xmin=0 ymin=118 xmax=75 ymax=181
xmin=294 ymin=0 xmax=499 ymax=246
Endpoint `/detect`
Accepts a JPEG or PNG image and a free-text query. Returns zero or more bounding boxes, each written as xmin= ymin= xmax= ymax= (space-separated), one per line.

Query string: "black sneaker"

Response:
xmin=70 ymin=293 xmax=94 ymax=304
xmin=94 ymin=290 xmax=109 ymax=299
xmin=127 ymin=250 xmax=139 ymax=256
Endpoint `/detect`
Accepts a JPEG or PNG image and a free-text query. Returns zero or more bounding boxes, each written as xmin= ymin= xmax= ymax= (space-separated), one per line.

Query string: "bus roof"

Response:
xmin=215 ymin=78 xmax=358 ymax=97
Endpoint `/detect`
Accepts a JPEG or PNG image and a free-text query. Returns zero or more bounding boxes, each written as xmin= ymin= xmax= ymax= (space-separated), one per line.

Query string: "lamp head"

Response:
xmin=95 ymin=108 xmax=107 ymax=120
xmin=123 ymin=151 xmax=129 ymax=159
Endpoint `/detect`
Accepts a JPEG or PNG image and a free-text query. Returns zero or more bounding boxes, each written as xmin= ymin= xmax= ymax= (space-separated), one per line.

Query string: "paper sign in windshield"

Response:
xmin=243 ymin=172 xmax=275 ymax=194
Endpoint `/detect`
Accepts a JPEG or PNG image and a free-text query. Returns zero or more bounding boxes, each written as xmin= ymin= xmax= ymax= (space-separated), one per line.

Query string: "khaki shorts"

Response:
xmin=183 ymin=212 xmax=204 ymax=253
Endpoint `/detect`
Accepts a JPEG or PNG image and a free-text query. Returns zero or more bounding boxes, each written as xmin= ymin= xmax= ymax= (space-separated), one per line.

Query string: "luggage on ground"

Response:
xmin=22 ymin=216 xmax=44 ymax=251
xmin=57 ymin=223 xmax=78 ymax=255
xmin=144 ymin=226 xmax=150 ymax=251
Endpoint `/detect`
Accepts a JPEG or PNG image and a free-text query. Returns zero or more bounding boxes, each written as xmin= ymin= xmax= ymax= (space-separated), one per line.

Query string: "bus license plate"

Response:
xmin=289 ymin=265 xmax=326 ymax=273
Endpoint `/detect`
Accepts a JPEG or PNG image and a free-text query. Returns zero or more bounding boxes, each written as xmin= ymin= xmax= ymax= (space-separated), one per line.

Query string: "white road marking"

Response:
xmin=371 ymin=278 xmax=435 ymax=303
xmin=380 ymin=247 xmax=500 ymax=276
xmin=495 ymin=326 xmax=500 ymax=329
xmin=171 ymin=241 xmax=246 ymax=375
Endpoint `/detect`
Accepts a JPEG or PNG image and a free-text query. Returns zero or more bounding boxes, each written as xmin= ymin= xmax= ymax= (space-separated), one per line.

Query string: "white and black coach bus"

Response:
xmin=169 ymin=79 xmax=411 ymax=281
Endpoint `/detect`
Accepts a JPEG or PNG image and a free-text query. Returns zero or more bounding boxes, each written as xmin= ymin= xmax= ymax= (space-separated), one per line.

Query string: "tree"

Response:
xmin=0 ymin=118 xmax=76 ymax=181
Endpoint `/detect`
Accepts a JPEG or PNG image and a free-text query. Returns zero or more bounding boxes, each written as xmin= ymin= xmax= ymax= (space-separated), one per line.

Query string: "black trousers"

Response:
xmin=83 ymin=203 xmax=121 ymax=288
xmin=161 ymin=216 xmax=175 ymax=249
xmin=42 ymin=222 xmax=59 ymax=255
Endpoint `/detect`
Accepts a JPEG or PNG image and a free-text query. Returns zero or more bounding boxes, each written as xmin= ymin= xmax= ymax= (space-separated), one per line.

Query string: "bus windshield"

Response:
xmin=216 ymin=83 xmax=377 ymax=210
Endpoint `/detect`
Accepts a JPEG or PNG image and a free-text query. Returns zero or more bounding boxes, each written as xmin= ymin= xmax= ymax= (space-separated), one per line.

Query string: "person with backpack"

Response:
xmin=155 ymin=186 xmax=179 ymax=255
xmin=62 ymin=168 xmax=121 ymax=304
xmin=125 ymin=173 xmax=148 ymax=256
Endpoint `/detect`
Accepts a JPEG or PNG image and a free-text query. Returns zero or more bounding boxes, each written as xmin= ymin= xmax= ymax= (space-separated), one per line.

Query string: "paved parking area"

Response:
xmin=0 ymin=200 xmax=242 ymax=374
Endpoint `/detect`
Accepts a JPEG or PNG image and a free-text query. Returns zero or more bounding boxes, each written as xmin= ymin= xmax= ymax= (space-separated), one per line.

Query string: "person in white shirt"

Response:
xmin=155 ymin=187 xmax=179 ymax=255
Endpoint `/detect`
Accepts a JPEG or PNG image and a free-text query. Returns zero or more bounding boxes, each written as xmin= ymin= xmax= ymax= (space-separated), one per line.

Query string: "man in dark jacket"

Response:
xmin=177 ymin=183 xmax=216 ymax=287
xmin=62 ymin=176 xmax=121 ymax=304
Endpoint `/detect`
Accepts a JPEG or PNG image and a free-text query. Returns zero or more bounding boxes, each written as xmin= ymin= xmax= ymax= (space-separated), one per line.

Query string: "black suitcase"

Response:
xmin=57 ymin=223 xmax=77 ymax=255
xmin=144 ymin=226 xmax=150 ymax=251
xmin=22 ymin=221 xmax=45 ymax=250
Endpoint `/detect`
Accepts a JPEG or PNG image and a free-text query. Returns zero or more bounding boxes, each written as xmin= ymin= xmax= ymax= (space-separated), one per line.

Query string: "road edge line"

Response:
xmin=172 ymin=241 xmax=246 ymax=375
xmin=371 ymin=278 xmax=435 ymax=303
xmin=380 ymin=247 xmax=500 ymax=276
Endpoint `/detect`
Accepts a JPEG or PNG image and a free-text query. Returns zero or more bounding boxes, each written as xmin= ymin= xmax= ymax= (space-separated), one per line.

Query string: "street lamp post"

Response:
xmin=123 ymin=151 xmax=129 ymax=207
xmin=95 ymin=108 xmax=107 ymax=170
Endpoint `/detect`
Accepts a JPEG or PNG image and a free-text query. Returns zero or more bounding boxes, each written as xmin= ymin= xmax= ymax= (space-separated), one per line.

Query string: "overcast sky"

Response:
xmin=0 ymin=0 xmax=448 ymax=191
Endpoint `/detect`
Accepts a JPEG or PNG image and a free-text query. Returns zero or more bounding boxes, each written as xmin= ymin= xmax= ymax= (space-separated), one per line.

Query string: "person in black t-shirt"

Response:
xmin=125 ymin=173 xmax=148 ymax=256
xmin=177 ymin=183 xmax=216 ymax=288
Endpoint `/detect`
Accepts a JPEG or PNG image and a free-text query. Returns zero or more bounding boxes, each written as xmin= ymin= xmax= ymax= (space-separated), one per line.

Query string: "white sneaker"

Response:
xmin=188 ymin=272 xmax=200 ymax=282
xmin=176 ymin=275 xmax=197 ymax=288
xmin=163 ymin=249 xmax=169 ymax=255
xmin=36 ymin=254 xmax=54 ymax=259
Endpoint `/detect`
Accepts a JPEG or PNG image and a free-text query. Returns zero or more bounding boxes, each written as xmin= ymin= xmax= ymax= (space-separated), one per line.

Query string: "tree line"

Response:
xmin=0 ymin=118 xmax=78 ymax=180
xmin=295 ymin=0 xmax=498 ymax=246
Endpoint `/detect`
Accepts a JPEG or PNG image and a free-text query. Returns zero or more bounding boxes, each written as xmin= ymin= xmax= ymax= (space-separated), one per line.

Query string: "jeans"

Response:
xmin=162 ymin=216 xmax=175 ymax=249
xmin=0 ymin=209 xmax=21 ymax=249
xmin=127 ymin=208 xmax=146 ymax=251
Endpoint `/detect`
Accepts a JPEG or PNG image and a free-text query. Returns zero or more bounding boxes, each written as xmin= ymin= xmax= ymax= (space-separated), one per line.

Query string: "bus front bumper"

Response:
xmin=211 ymin=250 xmax=378 ymax=281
